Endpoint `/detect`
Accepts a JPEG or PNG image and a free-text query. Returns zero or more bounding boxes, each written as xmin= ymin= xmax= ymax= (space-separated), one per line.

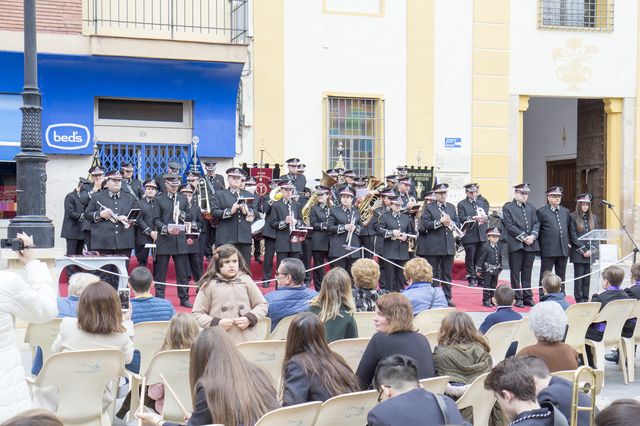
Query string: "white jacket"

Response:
xmin=0 ymin=260 xmax=57 ymax=422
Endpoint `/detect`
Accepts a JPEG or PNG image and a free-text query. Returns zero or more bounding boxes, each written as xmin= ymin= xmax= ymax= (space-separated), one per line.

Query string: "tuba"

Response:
xmin=358 ymin=176 xmax=385 ymax=226
xmin=302 ymin=170 xmax=337 ymax=225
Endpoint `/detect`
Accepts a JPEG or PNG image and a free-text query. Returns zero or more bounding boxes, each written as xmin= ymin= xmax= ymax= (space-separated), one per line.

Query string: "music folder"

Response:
xmin=167 ymin=224 xmax=186 ymax=233
xmin=126 ymin=208 xmax=141 ymax=221
xmin=460 ymin=219 xmax=476 ymax=234
xmin=237 ymin=197 xmax=254 ymax=204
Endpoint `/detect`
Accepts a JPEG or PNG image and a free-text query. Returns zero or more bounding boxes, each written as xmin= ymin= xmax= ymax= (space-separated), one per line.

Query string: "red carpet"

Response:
xmin=59 ymin=257 xmax=575 ymax=314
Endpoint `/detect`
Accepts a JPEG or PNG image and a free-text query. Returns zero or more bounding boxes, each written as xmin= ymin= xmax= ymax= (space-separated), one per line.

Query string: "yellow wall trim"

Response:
xmin=604 ymin=98 xmax=623 ymax=231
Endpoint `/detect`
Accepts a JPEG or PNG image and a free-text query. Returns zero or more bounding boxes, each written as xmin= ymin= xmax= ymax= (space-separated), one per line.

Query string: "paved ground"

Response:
xmin=16 ymin=258 xmax=640 ymax=424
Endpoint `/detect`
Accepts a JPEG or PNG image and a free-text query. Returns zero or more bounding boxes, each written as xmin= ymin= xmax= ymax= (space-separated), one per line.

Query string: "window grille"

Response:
xmin=97 ymin=142 xmax=192 ymax=181
xmin=326 ymin=97 xmax=383 ymax=178
xmin=538 ymin=0 xmax=614 ymax=31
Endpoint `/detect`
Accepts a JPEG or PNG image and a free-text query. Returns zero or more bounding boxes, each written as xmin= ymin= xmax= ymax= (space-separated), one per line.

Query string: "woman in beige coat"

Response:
xmin=192 ymin=244 xmax=268 ymax=343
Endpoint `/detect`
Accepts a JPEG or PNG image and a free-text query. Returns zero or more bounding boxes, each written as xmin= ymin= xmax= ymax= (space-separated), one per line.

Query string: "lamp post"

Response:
xmin=7 ymin=0 xmax=55 ymax=247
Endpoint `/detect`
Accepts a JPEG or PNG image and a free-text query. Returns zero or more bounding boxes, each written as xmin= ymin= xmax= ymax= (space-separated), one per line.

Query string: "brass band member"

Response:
xmin=372 ymin=187 xmax=396 ymax=290
xmin=283 ymin=158 xmax=307 ymax=194
xmin=309 ymin=185 xmax=332 ymax=290
xmin=417 ymin=183 xmax=459 ymax=307
xmin=397 ymin=176 xmax=415 ymax=209
xmin=395 ymin=167 xmax=417 ymax=198
xmin=81 ymin=166 xmax=106 ymax=250
xmin=135 ymin=179 xmax=160 ymax=270
xmin=260 ymin=178 xmax=280 ymax=287
xmin=377 ymin=195 xmax=415 ymax=292
xmin=457 ymin=183 xmax=490 ymax=288
xmin=120 ymin=162 xmax=143 ymax=199
xmin=180 ymin=183 xmax=204 ymax=285
xmin=211 ymin=167 xmax=255 ymax=266
xmin=328 ymin=185 xmax=362 ymax=273
xmin=61 ymin=177 xmax=89 ymax=256
xmin=270 ymin=179 xmax=304 ymax=273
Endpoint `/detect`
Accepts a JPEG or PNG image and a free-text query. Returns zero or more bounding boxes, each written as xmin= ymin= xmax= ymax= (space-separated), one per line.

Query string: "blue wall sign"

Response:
xmin=45 ymin=123 xmax=91 ymax=151
xmin=444 ymin=137 xmax=462 ymax=151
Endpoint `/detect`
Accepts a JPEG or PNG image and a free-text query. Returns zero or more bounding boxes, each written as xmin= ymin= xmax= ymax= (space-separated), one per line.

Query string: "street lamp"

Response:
xmin=7 ymin=0 xmax=55 ymax=247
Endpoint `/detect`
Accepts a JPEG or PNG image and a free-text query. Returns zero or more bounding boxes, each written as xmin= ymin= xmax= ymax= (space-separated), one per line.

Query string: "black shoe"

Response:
xmin=482 ymin=301 xmax=493 ymax=307
xmin=254 ymin=254 xmax=262 ymax=263
xmin=447 ymin=301 xmax=456 ymax=307
xmin=515 ymin=301 xmax=524 ymax=308
xmin=523 ymin=300 xmax=535 ymax=307
xmin=180 ymin=299 xmax=193 ymax=308
xmin=605 ymin=350 xmax=620 ymax=364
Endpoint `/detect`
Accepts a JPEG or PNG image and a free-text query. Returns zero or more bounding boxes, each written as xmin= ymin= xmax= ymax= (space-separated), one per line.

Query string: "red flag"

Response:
xmin=250 ymin=167 xmax=273 ymax=197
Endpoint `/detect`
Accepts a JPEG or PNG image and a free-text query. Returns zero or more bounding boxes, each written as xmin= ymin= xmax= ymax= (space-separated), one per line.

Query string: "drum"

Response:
xmin=251 ymin=218 xmax=265 ymax=237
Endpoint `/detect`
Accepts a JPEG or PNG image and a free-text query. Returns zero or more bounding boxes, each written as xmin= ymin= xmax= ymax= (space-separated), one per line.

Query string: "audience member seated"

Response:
xmin=517 ymin=302 xmax=579 ymax=372
xmin=0 ymin=409 xmax=63 ymax=426
xmin=138 ymin=327 xmax=279 ymax=426
xmin=520 ymin=356 xmax=594 ymax=426
xmin=193 ymin=244 xmax=268 ymax=344
xmin=625 ymin=262 xmax=640 ymax=300
xmin=265 ymin=258 xmax=317 ymax=330
xmin=281 ymin=312 xmax=359 ymax=406
xmin=478 ymin=285 xmax=522 ymax=357
xmin=367 ymin=355 xmax=468 ymax=426
xmin=31 ymin=272 xmax=101 ymax=376
xmin=34 ymin=281 xmax=134 ymax=412
xmin=585 ymin=265 xmax=634 ymax=367
xmin=401 ymin=257 xmax=447 ymax=315
xmin=539 ymin=272 xmax=569 ymax=310
xmin=434 ymin=311 xmax=493 ymax=400
xmin=595 ymin=398 xmax=640 ymax=426
xmin=351 ymin=258 xmax=387 ymax=312
xmin=309 ymin=267 xmax=358 ymax=342
xmin=356 ymin=293 xmax=434 ymax=389
xmin=485 ymin=357 xmax=561 ymax=425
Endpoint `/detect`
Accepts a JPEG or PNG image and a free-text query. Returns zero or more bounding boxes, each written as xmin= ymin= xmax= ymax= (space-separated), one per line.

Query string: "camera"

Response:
xmin=0 ymin=238 xmax=25 ymax=251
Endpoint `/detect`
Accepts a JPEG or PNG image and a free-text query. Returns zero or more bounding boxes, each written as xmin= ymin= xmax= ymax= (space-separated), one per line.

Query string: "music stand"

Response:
xmin=578 ymin=229 xmax=623 ymax=297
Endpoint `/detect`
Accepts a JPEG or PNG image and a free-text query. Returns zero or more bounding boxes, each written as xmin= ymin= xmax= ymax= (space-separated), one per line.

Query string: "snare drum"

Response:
xmin=251 ymin=218 xmax=265 ymax=237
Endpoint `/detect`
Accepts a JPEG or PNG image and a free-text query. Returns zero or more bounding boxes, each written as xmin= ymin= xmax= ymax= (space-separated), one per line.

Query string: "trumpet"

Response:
xmin=97 ymin=201 xmax=131 ymax=228
xmin=197 ymin=177 xmax=211 ymax=215
xmin=344 ymin=213 xmax=357 ymax=248
xmin=441 ymin=211 xmax=465 ymax=239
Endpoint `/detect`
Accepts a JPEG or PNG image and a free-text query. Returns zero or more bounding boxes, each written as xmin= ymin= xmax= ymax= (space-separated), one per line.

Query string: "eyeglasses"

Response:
xmin=376 ymin=385 xmax=391 ymax=403
xmin=275 ymin=271 xmax=291 ymax=278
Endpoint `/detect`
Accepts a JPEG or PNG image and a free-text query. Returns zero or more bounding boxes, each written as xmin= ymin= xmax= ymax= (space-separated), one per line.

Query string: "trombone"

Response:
xmin=197 ymin=177 xmax=211 ymax=216
xmin=570 ymin=366 xmax=598 ymax=426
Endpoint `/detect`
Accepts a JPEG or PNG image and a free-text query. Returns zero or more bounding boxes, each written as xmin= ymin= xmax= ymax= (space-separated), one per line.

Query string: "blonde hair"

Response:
xmin=311 ymin=268 xmax=355 ymax=322
xmin=376 ymin=293 xmax=415 ymax=333
xmin=161 ymin=313 xmax=200 ymax=351
xmin=68 ymin=273 xmax=100 ymax=297
xmin=403 ymin=257 xmax=433 ymax=283
xmin=351 ymin=258 xmax=380 ymax=289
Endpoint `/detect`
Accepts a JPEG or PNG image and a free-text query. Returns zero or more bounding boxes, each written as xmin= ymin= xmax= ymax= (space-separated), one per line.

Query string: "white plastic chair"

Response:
xmin=314 ymin=390 xmax=378 ymax=426
xmin=514 ymin=317 xmax=537 ymax=355
xmin=455 ymin=372 xmax=495 ymax=426
xmin=255 ymin=317 xmax=272 ymax=340
xmin=423 ymin=331 xmax=439 ymax=351
xmin=237 ymin=340 xmax=287 ymax=387
xmin=353 ymin=311 xmax=377 ymax=338
xmin=420 ymin=375 xmax=449 ymax=394
xmin=413 ymin=308 xmax=455 ymax=334
xmin=564 ymin=302 xmax=601 ymax=362
xmin=28 ymin=349 xmax=125 ymax=426
xmin=268 ymin=314 xmax=296 ymax=340
xmin=24 ymin=318 xmax=63 ymax=368
xmin=484 ymin=319 xmax=522 ymax=364
xmin=131 ymin=321 xmax=171 ymax=374
xmin=328 ymin=337 xmax=371 ymax=372
xmin=620 ymin=299 xmax=640 ymax=382
xmin=255 ymin=401 xmax=322 ymax=426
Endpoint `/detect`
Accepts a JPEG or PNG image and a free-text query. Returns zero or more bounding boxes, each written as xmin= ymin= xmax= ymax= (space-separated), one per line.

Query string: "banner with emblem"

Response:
xmin=405 ymin=166 xmax=435 ymax=200
xmin=183 ymin=142 xmax=205 ymax=182
xmin=249 ymin=167 xmax=274 ymax=197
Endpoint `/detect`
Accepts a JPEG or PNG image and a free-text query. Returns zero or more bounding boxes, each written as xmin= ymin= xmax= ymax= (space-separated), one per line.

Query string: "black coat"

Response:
xmin=61 ymin=191 xmax=85 ymax=240
xmin=84 ymin=190 xmax=138 ymax=250
xmin=537 ymin=205 xmax=578 ymax=258
xmin=122 ymin=178 xmax=142 ymax=200
xmin=270 ymin=199 xmax=304 ymax=253
xmin=589 ymin=289 xmax=635 ymax=337
xmin=309 ymin=203 xmax=331 ymax=251
xmin=502 ymin=200 xmax=540 ymax=253
xmin=135 ymin=196 xmax=160 ymax=247
xmin=625 ymin=284 xmax=640 ymax=300
xmin=211 ymin=189 xmax=256 ymax=245
xmin=377 ymin=211 xmax=414 ymax=261
xmin=372 ymin=205 xmax=392 ymax=255
xmin=538 ymin=376 xmax=593 ymax=426
xmin=476 ymin=241 xmax=503 ymax=275
xmin=153 ymin=192 xmax=193 ymax=255
xmin=261 ymin=201 xmax=277 ymax=239
xmin=457 ymin=197 xmax=489 ymax=244
xmin=186 ymin=199 xmax=204 ymax=254
xmin=282 ymin=172 xmax=307 ymax=194
xmin=282 ymin=356 xmax=334 ymax=407
xmin=569 ymin=212 xmax=596 ymax=264
xmin=327 ymin=206 xmax=362 ymax=258
xmin=367 ymin=388 xmax=466 ymax=426
xmin=417 ymin=202 xmax=459 ymax=257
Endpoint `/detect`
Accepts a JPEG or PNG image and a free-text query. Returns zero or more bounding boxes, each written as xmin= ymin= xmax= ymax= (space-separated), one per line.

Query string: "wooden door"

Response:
xmin=547 ymin=159 xmax=576 ymax=209
xmin=576 ymin=99 xmax=606 ymax=222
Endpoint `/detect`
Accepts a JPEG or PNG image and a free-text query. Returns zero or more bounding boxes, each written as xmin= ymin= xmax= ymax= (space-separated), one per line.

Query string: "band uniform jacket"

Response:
xmin=283 ymin=173 xmax=307 ymax=194
xmin=372 ymin=205 xmax=391 ymax=255
xmin=61 ymin=190 xmax=85 ymax=240
xmin=123 ymin=178 xmax=143 ymax=199
xmin=270 ymin=199 xmax=304 ymax=253
xmin=537 ymin=205 xmax=580 ymax=258
xmin=569 ymin=212 xmax=596 ymax=264
xmin=309 ymin=203 xmax=331 ymax=252
xmin=327 ymin=206 xmax=363 ymax=258
xmin=153 ymin=192 xmax=193 ymax=255
xmin=377 ymin=211 xmax=414 ymax=261
xmin=476 ymin=241 xmax=503 ymax=275
xmin=502 ymin=200 xmax=540 ymax=253
xmin=85 ymin=190 xmax=138 ymax=250
xmin=204 ymin=173 xmax=227 ymax=210
xmin=184 ymin=199 xmax=204 ymax=254
xmin=211 ymin=189 xmax=255 ymax=245
xmin=79 ymin=182 xmax=97 ymax=233
xmin=136 ymin=196 xmax=160 ymax=247
xmin=261 ymin=200 xmax=277 ymax=240
xmin=457 ymin=197 xmax=490 ymax=244
xmin=416 ymin=202 xmax=459 ymax=256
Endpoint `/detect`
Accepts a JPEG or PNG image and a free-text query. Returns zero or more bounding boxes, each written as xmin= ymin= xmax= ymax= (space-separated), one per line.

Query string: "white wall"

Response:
xmin=283 ymin=0 xmax=406 ymax=179
xmin=523 ymin=97 xmax=577 ymax=207
xmin=511 ymin=1 xmax=638 ymax=98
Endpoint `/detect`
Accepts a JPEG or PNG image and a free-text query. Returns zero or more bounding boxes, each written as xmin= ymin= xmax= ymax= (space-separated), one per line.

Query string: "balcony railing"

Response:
xmin=83 ymin=0 xmax=248 ymax=44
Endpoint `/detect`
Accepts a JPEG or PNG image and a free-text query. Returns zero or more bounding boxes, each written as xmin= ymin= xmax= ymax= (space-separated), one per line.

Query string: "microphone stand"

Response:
xmin=604 ymin=203 xmax=640 ymax=264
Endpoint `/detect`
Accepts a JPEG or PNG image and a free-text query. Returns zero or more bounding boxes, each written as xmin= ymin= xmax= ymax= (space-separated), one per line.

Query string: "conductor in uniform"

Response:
xmin=417 ymin=183 xmax=458 ymax=307
xmin=327 ymin=185 xmax=362 ymax=273
xmin=537 ymin=186 xmax=582 ymax=295
xmin=377 ymin=195 xmax=415 ymax=292
xmin=153 ymin=174 xmax=193 ymax=307
xmin=457 ymin=183 xmax=490 ymax=288
xmin=211 ymin=167 xmax=256 ymax=266
xmin=502 ymin=183 xmax=539 ymax=307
